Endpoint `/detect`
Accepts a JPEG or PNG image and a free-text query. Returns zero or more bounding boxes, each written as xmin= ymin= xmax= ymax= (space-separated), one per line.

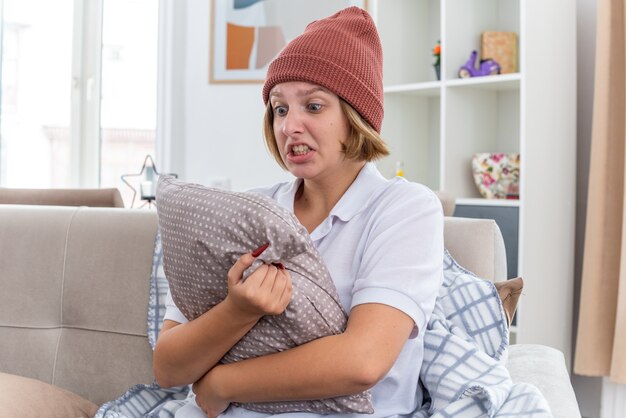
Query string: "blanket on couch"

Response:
xmin=411 ymin=252 xmax=552 ymax=417
xmin=96 ymin=238 xmax=552 ymax=418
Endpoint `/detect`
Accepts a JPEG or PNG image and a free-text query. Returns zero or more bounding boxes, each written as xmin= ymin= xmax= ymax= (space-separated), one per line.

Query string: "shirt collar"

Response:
xmin=274 ymin=162 xmax=388 ymax=221
xmin=274 ymin=177 xmax=301 ymax=212
xmin=330 ymin=162 xmax=388 ymax=222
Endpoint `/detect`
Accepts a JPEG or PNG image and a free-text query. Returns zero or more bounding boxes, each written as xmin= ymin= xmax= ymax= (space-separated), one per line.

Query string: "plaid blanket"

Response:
xmin=411 ymin=252 xmax=552 ymax=417
xmin=96 ymin=237 xmax=552 ymax=418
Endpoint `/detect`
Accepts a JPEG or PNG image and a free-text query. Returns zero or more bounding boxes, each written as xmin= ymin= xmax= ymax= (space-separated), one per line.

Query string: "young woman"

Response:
xmin=154 ymin=7 xmax=443 ymax=418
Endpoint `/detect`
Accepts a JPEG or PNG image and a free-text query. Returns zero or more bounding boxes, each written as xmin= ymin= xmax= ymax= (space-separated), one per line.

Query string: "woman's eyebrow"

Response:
xmin=269 ymin=91 xmax=283 ymax=99
xmin=269 ymin=86 xmax=331 ymax=99
xmin=302 ymin=86 xmax=330 ymax=96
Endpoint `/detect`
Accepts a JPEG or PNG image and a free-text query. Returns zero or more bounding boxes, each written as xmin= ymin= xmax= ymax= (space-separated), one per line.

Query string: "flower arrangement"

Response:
xmin=471 ymin=153 xmax=520 ymax=199
xmin=432 ymin=40 xmax=441 ymax=67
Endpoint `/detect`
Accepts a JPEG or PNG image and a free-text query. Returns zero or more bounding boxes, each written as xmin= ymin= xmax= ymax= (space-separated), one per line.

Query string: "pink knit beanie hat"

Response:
xmin=262 ymin=6 xmax=384 ymax=132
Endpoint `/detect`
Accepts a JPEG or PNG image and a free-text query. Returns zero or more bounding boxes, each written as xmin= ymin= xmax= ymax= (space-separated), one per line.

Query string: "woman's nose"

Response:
xmin=282 ymin=109 xmax=304 ymax=136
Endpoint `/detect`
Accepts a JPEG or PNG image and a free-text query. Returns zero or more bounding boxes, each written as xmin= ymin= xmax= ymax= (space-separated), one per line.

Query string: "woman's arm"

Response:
xmin=193 ymin=302 xmax=414 ymax=409
xmin=153 ymin=251 xmax=292 ymax=387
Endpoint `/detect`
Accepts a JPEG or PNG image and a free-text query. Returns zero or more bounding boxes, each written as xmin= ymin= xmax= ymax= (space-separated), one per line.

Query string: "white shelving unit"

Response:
xmin=370 ymin=0 xmax=576 ymax=365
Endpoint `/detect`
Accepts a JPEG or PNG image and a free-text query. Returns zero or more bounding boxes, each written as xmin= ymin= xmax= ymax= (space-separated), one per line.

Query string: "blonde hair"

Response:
xmin=263 ymin=99 xmax=389 ymax=170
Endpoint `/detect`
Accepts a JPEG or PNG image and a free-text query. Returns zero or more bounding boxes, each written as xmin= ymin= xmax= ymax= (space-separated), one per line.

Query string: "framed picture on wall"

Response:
xmin=209 ymin=0 xmax=367 ymax=84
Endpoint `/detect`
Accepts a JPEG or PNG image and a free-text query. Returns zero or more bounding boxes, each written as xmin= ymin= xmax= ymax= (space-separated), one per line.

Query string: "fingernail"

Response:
xmin=251 ymin=242 xmax=270 ymax=257
xmin=272 ymin=262 xmax=285 ymax=270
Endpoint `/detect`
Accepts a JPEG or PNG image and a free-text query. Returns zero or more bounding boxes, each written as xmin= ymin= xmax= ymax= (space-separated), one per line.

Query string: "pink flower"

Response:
xmin=482 ymin=174 xmax=496 ymax=186
xmin=491 ymin=153 xmax=504 ymax=163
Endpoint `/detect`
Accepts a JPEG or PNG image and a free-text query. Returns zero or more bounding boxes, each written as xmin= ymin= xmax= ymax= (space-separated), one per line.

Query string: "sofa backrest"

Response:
xmin=0 ymin=205 xmax=506 ymax=406
xmin=444 ymin=216 xmax=507 ymax=282
xmin=0 ymin=205 xmax=157 ymax=405
xmin=0 ymin=187 xmax=125 ymax=207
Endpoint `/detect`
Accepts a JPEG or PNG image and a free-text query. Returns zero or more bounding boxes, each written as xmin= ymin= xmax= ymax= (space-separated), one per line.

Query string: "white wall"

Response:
xmin=165 ymin=0 xmax=290 ymax=191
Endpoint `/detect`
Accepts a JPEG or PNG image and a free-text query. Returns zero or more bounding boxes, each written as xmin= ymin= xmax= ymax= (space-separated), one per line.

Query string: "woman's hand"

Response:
xmin=224 ymin=245 xmax=293 ymax=319
xmin=193 ymin=367 xmax=229 ymax=418
xmin=153 ymin=245 xmax=292 ymax=388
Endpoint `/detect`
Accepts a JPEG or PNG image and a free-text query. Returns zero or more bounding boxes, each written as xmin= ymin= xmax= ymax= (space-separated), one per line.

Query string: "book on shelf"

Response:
xmin=481 ymin=31 xmax=518 ymax=74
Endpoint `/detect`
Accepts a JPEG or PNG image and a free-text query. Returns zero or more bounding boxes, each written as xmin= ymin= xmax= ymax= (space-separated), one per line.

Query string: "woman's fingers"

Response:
xmin=254 ymin=265 xmax=285 ymax=314
xmin=227 ymin=243 xmax=269 ymax=287
xmin=242 ymin=264 xmax=292 ymax=315
xmin=225 ymin=243 xmax=293 ymax=316
xmin=225 ymin=244 xmax=271 ymax=318
xmin=250 ymin=242 xmax=270 ymax=257
xmin=227 ymin=253 xmax=255 ymax=287
xmin=259 ymin=264 xmax=279 ymax=291
xmin=267 ymin=268 xmax=292 ymax=314
xmin=266 ymin=266 xmax=292 ymax=315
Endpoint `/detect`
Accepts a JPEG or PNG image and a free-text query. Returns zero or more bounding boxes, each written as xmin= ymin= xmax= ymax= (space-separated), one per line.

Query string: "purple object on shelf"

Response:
xmin=458 ymin=50 xmax=501 ymax=78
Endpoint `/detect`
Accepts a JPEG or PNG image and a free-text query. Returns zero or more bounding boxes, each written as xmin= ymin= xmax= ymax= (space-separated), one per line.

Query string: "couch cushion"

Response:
xmin=507 ymin=344 xmax=581 ymax=418
xmin=0 ymin=372 xmax=98 ymax=418
xmin=0 ymin=205 xmax=158 ymax=406
xmin=156 ymin=175 xmax=373 ymax=414
xmin=494 ymin=277 xmax=523 ymax=326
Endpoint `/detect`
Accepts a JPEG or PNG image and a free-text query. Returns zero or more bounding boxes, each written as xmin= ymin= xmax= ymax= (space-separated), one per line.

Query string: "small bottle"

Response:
xmin=395 ymin=161 xmax=405 ymax=177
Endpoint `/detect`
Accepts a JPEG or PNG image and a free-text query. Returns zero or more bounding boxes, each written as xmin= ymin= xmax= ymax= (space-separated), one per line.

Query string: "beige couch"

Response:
xmin=0 ymin=205 xmax=581 ymax=417
xmin=0 ymin=187 xmax=125 ymax=207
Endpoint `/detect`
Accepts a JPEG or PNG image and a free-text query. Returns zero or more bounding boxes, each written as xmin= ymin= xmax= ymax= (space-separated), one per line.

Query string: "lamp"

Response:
xmin=121 ymin=155 xmax=176 ymax=208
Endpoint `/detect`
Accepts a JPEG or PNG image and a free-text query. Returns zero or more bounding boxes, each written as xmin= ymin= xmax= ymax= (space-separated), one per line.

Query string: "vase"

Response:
xmin=471 ymin=153 xmax=520 ymax=199
xmin=433 ymin=64 xmax=440 ymax=80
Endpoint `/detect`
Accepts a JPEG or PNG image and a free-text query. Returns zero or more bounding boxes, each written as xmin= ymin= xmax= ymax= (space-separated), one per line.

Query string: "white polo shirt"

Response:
xmin=165 ymin=163 xmax=444 ymax=418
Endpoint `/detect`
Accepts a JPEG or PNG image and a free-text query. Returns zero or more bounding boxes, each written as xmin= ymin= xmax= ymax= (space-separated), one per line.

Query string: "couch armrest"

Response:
xmin=507 ymin=344 xmax=581 ymax=418
xmin=443 ymin=216 xmax=507 ymax=282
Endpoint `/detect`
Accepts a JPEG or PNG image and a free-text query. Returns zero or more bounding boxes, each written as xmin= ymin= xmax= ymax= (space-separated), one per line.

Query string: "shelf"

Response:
xmin=456 ymin=197 xmax=520 ymax=207
xmin=374 ymin=0 xmax=576 ymax=367
xmin=384 ymin=82 xmax=441 ymax=97
xmin=445 ymin=73 xmax=521 ymax=91
xmin=383 ymin=75 xmax=520 ymax=95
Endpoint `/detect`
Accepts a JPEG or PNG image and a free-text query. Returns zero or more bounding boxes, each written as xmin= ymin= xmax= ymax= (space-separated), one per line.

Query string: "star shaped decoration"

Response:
xmin=121 ymin=155 xmax=164 ymax=208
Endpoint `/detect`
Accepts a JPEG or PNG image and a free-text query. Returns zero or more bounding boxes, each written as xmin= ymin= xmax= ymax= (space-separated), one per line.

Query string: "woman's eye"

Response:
xmin=274 ymin=106 xmax=287 ymax=116
xmin=307 ymin=103 xmax=322 ymax=112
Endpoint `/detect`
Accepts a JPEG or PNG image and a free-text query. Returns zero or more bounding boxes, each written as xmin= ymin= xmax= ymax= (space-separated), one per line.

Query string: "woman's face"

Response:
xmin=268 ymin=81 xmax=352 ymax=182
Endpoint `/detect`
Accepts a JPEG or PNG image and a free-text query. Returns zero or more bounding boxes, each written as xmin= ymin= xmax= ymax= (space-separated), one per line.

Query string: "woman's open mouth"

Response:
xmin=287 ymin=144 xmax=315 ymax=163
xmin=291 ymin=144 xmax=311 ymax=156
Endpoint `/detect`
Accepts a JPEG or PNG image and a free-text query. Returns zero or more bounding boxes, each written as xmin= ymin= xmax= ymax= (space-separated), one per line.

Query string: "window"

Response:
xmin=0 ymin=0 xmax=74 ymax=187
xmin=100 ymin=0 xmax=158 ymax=203
xmin=0 ymin=0 xmax=159 ymax=206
